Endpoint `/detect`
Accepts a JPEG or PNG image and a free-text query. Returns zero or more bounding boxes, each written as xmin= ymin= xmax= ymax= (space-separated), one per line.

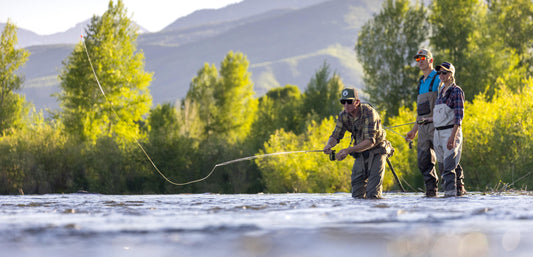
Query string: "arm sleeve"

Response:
xmin=361 ymin=108 xmax=379 ymax=145
xmin=453 ymin=88 xmax=465 ymax=125
xmin=330 ymin=114 xmax=346 ymax=142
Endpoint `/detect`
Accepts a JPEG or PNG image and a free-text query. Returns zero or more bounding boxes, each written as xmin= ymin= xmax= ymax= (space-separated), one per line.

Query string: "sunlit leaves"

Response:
xmin=0 ymin=20 xmax=30 ymax=134
xmin=57 ymin=0 xmax=152 ymax=143
xmin=355 ymin=0 xmax=427 ymax=116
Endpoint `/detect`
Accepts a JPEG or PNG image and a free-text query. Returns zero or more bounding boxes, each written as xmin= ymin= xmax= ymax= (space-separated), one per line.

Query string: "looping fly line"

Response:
xmin=80 ymin=35 xmax=323 ymax=186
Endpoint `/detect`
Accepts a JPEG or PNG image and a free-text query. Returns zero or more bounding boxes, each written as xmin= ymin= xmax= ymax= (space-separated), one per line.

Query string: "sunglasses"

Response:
xmin=415 ymin=56 xmax=427 ymax=62
xmin=340 ymin=99 xmax=354 ymax=105
xmin=438 ymin=71 xmax=450 ymax=75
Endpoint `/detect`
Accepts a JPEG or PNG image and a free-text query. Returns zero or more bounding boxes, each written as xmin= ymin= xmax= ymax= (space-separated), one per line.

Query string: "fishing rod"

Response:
xmin=383 ymin=125 xmax=413 ymax=149
xmin=386 ymin=121 xmax=417 ymax=129
xmin=383 ymin=119 xmax=433 ymax=149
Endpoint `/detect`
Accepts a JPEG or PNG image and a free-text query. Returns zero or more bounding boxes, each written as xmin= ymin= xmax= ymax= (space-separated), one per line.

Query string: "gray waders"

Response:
xmin=433 ymin=101 xmax=463 ymax=197
xmin=417 ymin=89 xmax=439 ymax=197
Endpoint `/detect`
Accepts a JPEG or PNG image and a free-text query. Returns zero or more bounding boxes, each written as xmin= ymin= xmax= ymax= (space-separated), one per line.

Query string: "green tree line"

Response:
xmin=1 ymin=0 xmax=532 ymax=194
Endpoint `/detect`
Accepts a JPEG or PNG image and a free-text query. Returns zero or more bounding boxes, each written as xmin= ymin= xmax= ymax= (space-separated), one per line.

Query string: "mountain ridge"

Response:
xmin=11 ymin=0 xmax=383 ymax=113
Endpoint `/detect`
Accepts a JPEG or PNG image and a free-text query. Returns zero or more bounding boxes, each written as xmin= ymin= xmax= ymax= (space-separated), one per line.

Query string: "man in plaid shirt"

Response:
xmin=323 ymin=88 xmax=391 ymax=199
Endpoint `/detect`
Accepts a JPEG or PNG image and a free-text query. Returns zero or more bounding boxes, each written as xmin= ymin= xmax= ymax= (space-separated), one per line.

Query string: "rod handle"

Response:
xmin=329 ymin=150 xmax=336 ymax=161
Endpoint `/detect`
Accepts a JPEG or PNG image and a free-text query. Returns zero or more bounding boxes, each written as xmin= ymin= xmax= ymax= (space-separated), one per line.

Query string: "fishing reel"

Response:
xmin=329 ymin=150 xmax=336 ymax=161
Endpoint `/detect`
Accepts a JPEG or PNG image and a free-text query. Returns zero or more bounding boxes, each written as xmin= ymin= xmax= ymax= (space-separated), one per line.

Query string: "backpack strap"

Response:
xmin=428 ymin=73 xmax=437 ymax=92
xmin=417 ymin=73 xmax=438 ymax=94
xmin=417 ymin=75 xmax=424 ymax=94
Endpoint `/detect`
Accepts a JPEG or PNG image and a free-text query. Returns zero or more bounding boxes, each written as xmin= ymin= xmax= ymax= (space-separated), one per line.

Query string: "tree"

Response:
xmin=145 ymin=103 xmax=197 ymax=193
xmin=487 ymin=0 xmax=533 ymax=76
xmin=0 ymin=20 xmax=30 ymax=134
xmin=214 ymin=51 xmax=258 ymax=144
xmin=488 ymin=0 xmax=533 ymax=59
xmin=248 ymin=84 xmax=303 ymax=150
xmin=429 ymin=0 xmax=490 ymax=99
xmin=185 ymin=63 xmax=219 ymax=139
xmin=183 ymin=52 xmax=258 ymax=145
xmin=355 ymin=0 xmax=427 ymax=116
xmin=175 ymin=52 xmax=260 ymax=193
xmin=302 ymin=61 xmax=344 ymax=122
xmin=431 ymin=0 xmax=529 ymax=99
xmin=56 ymin=0 xmax=152 ymax=142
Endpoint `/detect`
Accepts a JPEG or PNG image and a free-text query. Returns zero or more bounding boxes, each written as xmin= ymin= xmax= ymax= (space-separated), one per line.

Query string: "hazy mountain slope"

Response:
xmin=2 ymin=20 xmax=148 ymax=48
xmin=19 ymin=44 xmax=74 ymax=110
xmin=137 ymin=9 xmax=292 ymax=47
xmin=163 ymin=0 xmax=329 ymax=31
xmin=142 ymin=0 xmax=381 ymax=103
xmin=15 ymin=0 xmax=383 ymax=113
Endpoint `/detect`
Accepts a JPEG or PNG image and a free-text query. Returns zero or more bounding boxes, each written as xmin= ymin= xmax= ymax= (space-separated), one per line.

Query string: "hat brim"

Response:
xmin=435 ymin=65 xmax=452 ymax=72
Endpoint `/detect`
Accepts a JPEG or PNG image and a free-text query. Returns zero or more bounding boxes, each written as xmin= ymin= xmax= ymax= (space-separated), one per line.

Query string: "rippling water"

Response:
xmin=1 ymin=192 xmax=532 ymax=257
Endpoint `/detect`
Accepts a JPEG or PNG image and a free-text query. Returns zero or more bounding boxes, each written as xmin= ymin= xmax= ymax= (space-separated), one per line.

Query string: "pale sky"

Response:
xmin=0 ymin=0 xmax=243 ymax=35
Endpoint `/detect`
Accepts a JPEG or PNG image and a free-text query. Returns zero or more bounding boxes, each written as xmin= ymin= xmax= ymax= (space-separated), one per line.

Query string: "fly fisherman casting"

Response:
xmin=323 ymin=88 xmax=398 ymax=199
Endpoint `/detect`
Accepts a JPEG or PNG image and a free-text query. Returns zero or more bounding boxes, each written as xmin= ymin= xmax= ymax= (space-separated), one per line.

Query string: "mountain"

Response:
xmin=15 ymin=0 xmax=383 ymax=113
xmin=2 ymin=20 xmax=148 ymax=48
xmin=162 ymin=0 xmax=330 ymax=31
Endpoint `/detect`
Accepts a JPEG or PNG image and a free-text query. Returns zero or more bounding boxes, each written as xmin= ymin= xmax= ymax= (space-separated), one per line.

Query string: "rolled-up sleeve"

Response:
xmin=452 ymin=88 xmax=465 ymax=125
xmin=362 ymin=109 xmax=378 ymax=145
xmin=330 ymin=115 xmax=346 ymax=142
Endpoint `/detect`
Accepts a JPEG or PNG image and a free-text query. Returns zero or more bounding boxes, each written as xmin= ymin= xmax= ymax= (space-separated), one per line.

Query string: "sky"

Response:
xmin=0 ymin=0 xmax=243 ymax=35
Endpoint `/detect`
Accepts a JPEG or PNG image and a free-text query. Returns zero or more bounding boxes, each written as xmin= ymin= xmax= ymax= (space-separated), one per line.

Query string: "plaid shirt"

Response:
xmin=436 ymin=83 xmax=465 ymax=125
xmin=330 ymin=103 xmax=385 ymax=146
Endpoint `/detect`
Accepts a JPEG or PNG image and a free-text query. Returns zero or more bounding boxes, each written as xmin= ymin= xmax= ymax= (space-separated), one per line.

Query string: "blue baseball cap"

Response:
xmin=435 ymin=62 xmax=455 ymax=74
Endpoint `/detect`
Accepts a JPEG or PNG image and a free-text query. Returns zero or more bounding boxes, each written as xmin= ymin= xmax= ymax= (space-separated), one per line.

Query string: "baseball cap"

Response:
xmin=413 ymin=48 xmax=433 ymax=60
xmin=435 ymin=62 xmax=455 ymax=74
xmin=340 ymin=88 xmax=358 ymax=101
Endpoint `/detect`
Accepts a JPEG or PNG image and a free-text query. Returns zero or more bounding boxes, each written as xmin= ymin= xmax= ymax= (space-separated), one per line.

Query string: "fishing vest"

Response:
xmin=417 ymin=73 xmax=439 ymax=118
xmin=433 ymin=84 xmax=457 ymax=130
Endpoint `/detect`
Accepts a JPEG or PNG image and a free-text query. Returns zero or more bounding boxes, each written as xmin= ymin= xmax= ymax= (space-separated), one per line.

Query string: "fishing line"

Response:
xmin=383 ymin=125 xmax=413 ymax=149
xmin=386 ymin=121 xmax=417 ymax=129
xmin=80 ymin=35 xmax=325 ymax=186
xmin=81 ymin=35 xmax=416 ymax=186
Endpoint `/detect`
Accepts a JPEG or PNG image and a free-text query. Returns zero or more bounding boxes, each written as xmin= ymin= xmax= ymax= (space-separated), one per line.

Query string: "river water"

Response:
xmin=1 ymin=192 xmax=532 ymax=257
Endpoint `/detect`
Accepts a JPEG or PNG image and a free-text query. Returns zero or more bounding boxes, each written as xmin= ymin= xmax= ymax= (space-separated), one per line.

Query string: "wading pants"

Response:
xmin=351 ymin=152 xmax=386 ymax=199
xmin=417 ymin=123 xmax=438 ymax=192
xmin=434 ymin=128 xmax=463 ymax=197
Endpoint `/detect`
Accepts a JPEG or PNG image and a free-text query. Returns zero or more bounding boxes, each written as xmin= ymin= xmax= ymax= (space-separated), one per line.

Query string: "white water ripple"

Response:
xmin=1 ymin=192 xmax=533 ymax=257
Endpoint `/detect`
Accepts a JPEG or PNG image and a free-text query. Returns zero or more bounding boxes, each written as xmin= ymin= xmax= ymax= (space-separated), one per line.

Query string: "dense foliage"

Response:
xmin=1 ymin=0 xmax=532 ymax=194
xmin=0 ymin=20 xmax=30 ymax=135
xmin=355 ymin=0 xmax=427 ymax=116
xmin=55 ymin=0 xmax=152 ymax=143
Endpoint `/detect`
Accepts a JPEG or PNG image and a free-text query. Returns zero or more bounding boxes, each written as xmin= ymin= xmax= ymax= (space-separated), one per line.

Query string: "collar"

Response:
xmin=441 ymin=83 xmax=456 ymax=95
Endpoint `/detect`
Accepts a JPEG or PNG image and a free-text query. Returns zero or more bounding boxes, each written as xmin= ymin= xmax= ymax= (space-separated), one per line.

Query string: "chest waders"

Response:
xmin=417 ymin=75 xmax=439 ymax=197
xmin=433 ymin=85 xmax=463 ymax=197
xmin=346 ymin=106 xmax=404 ymax=197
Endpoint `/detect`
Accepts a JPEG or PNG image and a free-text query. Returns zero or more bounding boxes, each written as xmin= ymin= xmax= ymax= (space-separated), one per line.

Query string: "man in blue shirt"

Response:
xmin=406 ymin=49 xmax=440 ymax=197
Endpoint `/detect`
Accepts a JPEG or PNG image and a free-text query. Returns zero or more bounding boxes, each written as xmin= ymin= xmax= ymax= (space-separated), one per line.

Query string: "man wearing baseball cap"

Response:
xmin=323 ymin=88 xmax=392 ymax=199
xmin=406 ymin=48 xmax=441 ymax=197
